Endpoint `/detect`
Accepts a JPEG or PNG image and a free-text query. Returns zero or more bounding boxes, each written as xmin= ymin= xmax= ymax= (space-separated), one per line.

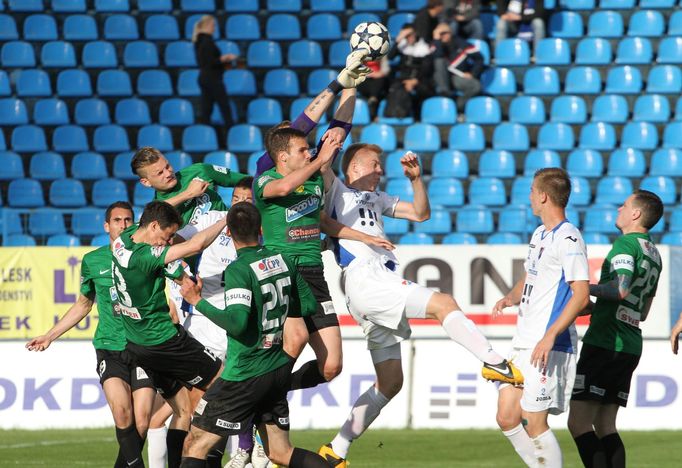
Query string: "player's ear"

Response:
xmin=139 ymin=177 xmax=152 ymax=188
xmin=103 ymin=221 xmax=110 ymax=234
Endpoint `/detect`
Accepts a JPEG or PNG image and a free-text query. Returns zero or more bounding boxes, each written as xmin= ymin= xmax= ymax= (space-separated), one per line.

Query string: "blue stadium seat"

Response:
xmin=1 ymin=41 xmax=35 ymax=67
xmin=579 ymin=122 xmax=616 ymax=150
xmin=386 ymin=178 xmax=414 ymax=202
xmin=509 ymin=96 xmax=545 ymax=125
xmin=266 ymin=14 xmax=300 ymax=40
xmin=57 ymin=69 xmax=93 ymax=97
xmin=650 ymin=148 xmax=682 ymax=176
xmin=47 ymin=234 xmax=80 ymax=247
xmin=428 ymin=178 xmax=464 ymax=207
xmin=48 ymin=179 xmax=86 ymax=207
xmin=596 ymin=176 xmax=633 ymax=204
xmin=510 ymin=177 xmax=532 ymax=205
xmin=32 ymin=99 xmax=68 ymax=126
xmin=524 ymin=149 xmax=561 ymax=176
xmin=184 ymin=14 xmax=219 ymax=39
xmin=226 ymin=14 xmax=260 ymax=40
xmin=327 ymin=40 xmax=346 ymax=66
xmin=550 ymin=96 xmax=586 ymax=124
xmin=159 ymin=98 xmax=194 ymax=126
xmin=247 ymin=40 xmax=282 ymax=68
xmin=607 ymin=148 xmax=646 ymax=177
xmin=633 ymin=94 xmax=670 ymax=123
xmin=4 ymin=234 xmax=36 ymax=246
xmin=481 ymin=67 xmax=516 ymax=95
xmin=621 ymin=122 xmax=658 ymax=150
xmin=124 ymin=41 xmax=159 ymax=68
xmin=561 ymin=0 xmax=595 ymax=9
xmin=92 ymin=179 xmax=129 ymax=207
xmin=52 ymin=125 xmax=88 ymax=153
xmin=628 ymin=10 xmax=664 ymax=37
xmin=137 ymin=70 xmax=172 ymax=96
xmin=95 ymin=0 xmax=130 ymax=12
xmin=263 ymin=69 xmax=299 ymax=97
xmin=0 ymin=130 xmax=5 ymax=150
xmin=145 ymin=15 xmax=179 ymax=41
xmin=8 ymin=179 xmax=43 ymax=207
xmin=360 ymin=124 xmax=398 ymax=152
xmin=414 ymin=210 xmax=452 ymax=235
xmin=114 ymin=98 xmax=151 ymax=127
xmin=456 ymin=206 xmax=494 ymax=234
xmin=382 ymin=217 xmax=409 ymax=236
xmin=267 ymin=0 xmax=300 ymax=11
xmin=64 ymin=15 xmax=98 ymax=40
xmin=41 ymin=41 xmax=76 ymax=68
xmin=246 ymin=151 xmax=261 ymax=175
xmin=384 ymin=150 xmax=407 ymax=179
xmin=640 ymin=176 xmax=677 ymax=205
xmin=600 ymin=0 xmax=635 ymax=8
xmin=182 ymin=125 xmax=218 ymax=152
xmin=669 ymin=207 xmax=682 ymax=231
xmin=663 ymin=122 xmax=682 ymax=148
xmin=398 ymin=233 xmax=434 ymax=245
xmin=227 ymin=124 xmax=263 ymax=153
xmin=0 ymin=151 xmax=25 ymax=180
xmin=0 ymin=207 xmax=23 ymax=235
xmin=71 ymin=152 xmax=108 ymax=180
xmin=16 ymin=69 xmax=51 ymax=98
xmin=204 ymin=151 xmax=239 ymax=172
xmin=165 ymin=151 xmax=193 ymax=171
xmin=575 ymin=38 xmax=612 ymax=65
xmin=669 ymin=11 xmax=682 ymax=36
xmin=591 ymin=95 xmax=628 ymax=123
xmin=465 ymin=96 xmax=501 ymax=125
xmin=523 ymin=67 xmax=560 ymax=96
xmin=421 ymin=97 xmax=456 ymax=125
xmin=93 ymin=125 xmax=130 ymax=153
xmin=647 ymin=65 xmax=682 ymax=94
xmin=480 ymin=12 xmax=499 ymax=39
xmin=0 ymin=98 xmax=28 ymax=125
xmin=104 ymin=14 xmax=138 ymax=40
xmin=347 ymin=13 xmax=382 ymax=34
xmin=566 ymin=149 xmax=603 ymax=178
xmin=493 ymin=123 xmax=529 ymax=151
xmin=658 ymin=37 xmax=682 ymax=64
xmin=113 ymin=151 xmax=135 ymax=179
xmin=289 ymin=97 xmax=326 ymax=124
xmin=24 ymin=14 xmax=58 ymax=41
xmin=448 ymin=124 xmax=485 ymax=151
xmin=75 ymin=99 xmax=110 ymax=126
xmin=82 ymin=41 xmax=117 ymax=68
xmin=396 ymin=0 xmax=427 ymax=9
xmin=487 ymin=233 xmax=523 ymax=244
xmin=180 ymin=0 xmax=214 ymax=11
xmin=470 ymin=39 xmax=490 ymax=65
xmin=225 ymin=0 xmax=258 ymax=11
xmin=477 ymin=150 xmax=515 ymax=180
xmin=569 ymin=176 xmax=592 ymax=205
xmin=615 ymin=37 xmax=653 ymax=64
xmin=564 ymin=66 xmax=601 ymax=94
xmin=404 ymin=123 xmax=441 ymax=152
xmin=133 ymin=184 xmax=155 ymax=206
xmin=377 ymin=100 xmax=415 ymax=126
xmin=495 ymin=39 xmax=530 ymax=66
xmin=138 ymin=124 xmax=173 ymax=152
xmin=287 ymin=40 xmax=323 ymax=68
xmin=582 ymin=232 xmax=611 ymax=244
xmin=307 ymin=69 xmax=337 ymax=95
xmin=216 ymin=39 xmax=240 ymax=57
xmin=30 ymin=151 xmax=66 ymax=180
xmin=584 ymin=205 xmax=619 ymax=234
xmin=0 ymin=71 xmax=9 ymax=96
xmin=498 ymin=206 xmax=532 ymax=234
xmin=89 ymin=234 xmax=110 ymax=246
xmin=588 ymin=11 xmax=624 ymax=37
xmin=223 ymin=69 xmax=257 ymax=96
xmin=352 ymin=0 xmax=386 ymax=10
xmin=29 ymin=209 xmax=66 ymax=236
xmin=306 ymin=13 xmax=343 ymax=40
xmin=387 ymin=12 xmax=416 ymax=38
xmin=535 ymin=38 xmax=570 ymax=65
xmin=11 ymin=125 xmax=47 ymax=153
xmin=549 ymin=11 xmax=583 ymax=38
xmin=604 ymin=65 xmax=642 ymax=94
xmin=0 ymin=14 xmax=18 ymax=41
xmin=469 ymin=177 xmax=506 ymax=206
xmin=442 ymin=232 xmax=478 ymax=244
xmin=431 ymin=150 xmax=469 ymax=178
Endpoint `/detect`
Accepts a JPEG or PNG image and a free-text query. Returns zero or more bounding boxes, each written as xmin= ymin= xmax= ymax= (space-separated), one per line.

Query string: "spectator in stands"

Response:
xmin=496 ymin=0 xmax=545 ymax=56
xmin=192 ymin=15 xmax=236 ymax=128
xmin=357 ymin=56 xmax=391 ymax=121
xmin=385 ymin=24 xmax=435 ymax=120
xmin=433 ymin=23 xmax=483 ymax=110
xmin=444 ymin=0 xmax=484 ymax=40
xmin=414 ymin=0 xmax=445 ymax=43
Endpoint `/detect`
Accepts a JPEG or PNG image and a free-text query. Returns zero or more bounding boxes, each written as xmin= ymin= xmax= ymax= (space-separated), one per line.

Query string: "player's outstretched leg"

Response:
xmin=224 ymin=429 xmax=253 ymax=467
xmin=259 ymin=422 xmax=329 ymax=468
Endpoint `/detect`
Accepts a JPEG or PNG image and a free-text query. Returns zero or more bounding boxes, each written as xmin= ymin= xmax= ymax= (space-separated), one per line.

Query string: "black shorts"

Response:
xmin=192 ymin=361 xmax=294 ymax=438
xmin=571 ymin=343 xmax=641 ymax=407
xmin=126 ymin=325 xmax=222 ymax=396
xmin=95 ymin=349 xmax=155 ymax=391
xmin=297 ymin=264 xmax=339 ymax=332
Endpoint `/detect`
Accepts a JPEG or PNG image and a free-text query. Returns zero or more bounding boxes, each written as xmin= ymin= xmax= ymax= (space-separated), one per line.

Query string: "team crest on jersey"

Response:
xmin=285 ymin=196 xmax=319 ymax=222
xmin=295 ymin=184 xmax=305 ymax=193
xmin=165 ymin=259 xmax=181 ymax=274
xmin=638 ymin=238 xmax=661 ymax=265
xmin=189 ymin=193 xmax=212 ymax=225
xmin=314 ymin=185 xmax=322 ymax=197
xmin=251 ymin=255 xmax=288 ymax=279
xmin=212 ymin=165 xmax=227 ymax=174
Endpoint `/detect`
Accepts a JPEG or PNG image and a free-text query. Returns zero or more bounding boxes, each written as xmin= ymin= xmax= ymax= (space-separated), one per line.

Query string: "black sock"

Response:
xmin=167 ymin=429 xmax=188 ymax=468
xmin=115 ymin=424 xmax=144 ymax=468
xmin=574 ymin=431 xmax=608 ymax=468
xmin=290 ymin=360 xmax=326 ymax=390
xmin=205 ymin=437 xmax=227 ymax=468
xmin=601 ymin=432 xmax=625 ymax=468
xmin=179 ymin=457 xmax=206 ymax=468
xmin=114 ymin=449 xmax=126 ymax=468
xmin=289 ymin=447 xmax=329 ymax=468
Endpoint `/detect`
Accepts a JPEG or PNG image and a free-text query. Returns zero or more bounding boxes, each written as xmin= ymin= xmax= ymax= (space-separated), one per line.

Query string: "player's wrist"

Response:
xmin=326 ymin=80 xmax=342 ymax=95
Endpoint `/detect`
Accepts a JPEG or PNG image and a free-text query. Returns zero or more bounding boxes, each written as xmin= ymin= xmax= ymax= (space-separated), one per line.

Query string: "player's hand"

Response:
xmin=401 ymin=152 xmax=421 ymax=180
xmin=346 ymin=48 xmax=371 ymax=69
xmin=26 ymin=335 xmax=51 ymax=352
xmin=180 ymin=275 xmax=203 ymax=306
xmin=492 ymin=296 xmax=514 ymax=319
xmin=337 ymin=50 xmax=371 ymax=89
xmin=183 ymin=178 xmax=209 ymax=199
xmin=530 ymin=334 xmax=555 ymax=369
xmin=671 ymin=314 xmax=682 ymax=354
xmin=320 ymin=127 xmax=346 ymax=146
xmin=316 ymin=136 xmax=343 ymax=165
xmin=364 ymin=234 xmax=396 ymax=251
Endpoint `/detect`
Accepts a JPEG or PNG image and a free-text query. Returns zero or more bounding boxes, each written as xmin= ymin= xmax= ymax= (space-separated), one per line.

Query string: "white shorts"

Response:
xmin=183 ymin=314 xmax=227 ymax=361
xmin=344 ymin=256 xmax=434 ymax=350
xmin=506 ymin=348 xmax=576 ymax=415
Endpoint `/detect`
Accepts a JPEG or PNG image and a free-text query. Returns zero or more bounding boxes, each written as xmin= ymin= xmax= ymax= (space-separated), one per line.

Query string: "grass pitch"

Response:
xmin=1 ymin=428 xmax=680 ymax=467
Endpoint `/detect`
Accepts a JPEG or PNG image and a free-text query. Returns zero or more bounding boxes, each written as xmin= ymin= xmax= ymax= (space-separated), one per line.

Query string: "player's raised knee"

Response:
xmin=322 ymin=360 xmax=342 ymax=382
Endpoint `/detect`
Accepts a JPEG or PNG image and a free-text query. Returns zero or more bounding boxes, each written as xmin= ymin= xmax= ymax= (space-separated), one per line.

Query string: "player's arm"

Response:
xmin=198 ymin=163 xmax=250 ymax=188
xmin=320 ymin=211 xmax=395 ymax=251
xmin=392 ymin=152 xmax=430 ymax=222
xmin=164 ymin=216 xmax=227 ymax=264
xmin=181 ymin=275 xmax=250 ymax=337
xmin=670 ymin=311 xmax=682 ymax=354
xmin=316 ymin=88 xmax=357 ymax=164
xmin=492 ymin=276 xmax=526 ymax=319
xmin=26 ymin=293 xmax=94 ymax=351
xmin=162 ymin=178 xmax=209 ymax=207
xmin=589 ymin=274 xmax=632 ymax=302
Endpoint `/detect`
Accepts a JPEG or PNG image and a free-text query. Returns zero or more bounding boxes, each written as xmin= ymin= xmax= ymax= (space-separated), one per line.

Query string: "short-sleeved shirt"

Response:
xmin=80 ymin=245 xmax=126 ymax=351
xmin=200 ymin=246 xmax=317 ymax=381
xmin=111 ymin=225 xmax=185 ymax=346
xmin=583 ymin=233 xmax=662 ymax=356
xmin=513 ymin=221 xmax=589 ymax=353
xmin=154 ymin=163 xmax=248 ymax=227
xmin=254 ymin=168 xmax=325 ymax=267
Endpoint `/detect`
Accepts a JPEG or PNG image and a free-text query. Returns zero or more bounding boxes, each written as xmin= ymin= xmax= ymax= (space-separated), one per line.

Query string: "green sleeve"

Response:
xmin=135 ymin=245 xmax=170 ymax=273
xmin=163 ymin=259 xmax=185 ymax=280
xmin=254 ymin=172 xmax=275 ymax=200
xmin=195 ymin=299 xmax=249 ymax=336
xmin=79 ymin=257 xmax=95 ymax=297
xmin=609 ymin=237 xmax=638 ymax=277
xmin=198 ymin=163 xmax=249 ymax=188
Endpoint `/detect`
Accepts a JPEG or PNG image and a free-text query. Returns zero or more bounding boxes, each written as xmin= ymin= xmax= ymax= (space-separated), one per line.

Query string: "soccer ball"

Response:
xmin=349 ymin=22 xmax=390 ymax=61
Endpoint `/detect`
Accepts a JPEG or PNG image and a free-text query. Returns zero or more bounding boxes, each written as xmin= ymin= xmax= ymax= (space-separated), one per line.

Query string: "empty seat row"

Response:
xmin=550 ymin=9 xmax=682 ymax=39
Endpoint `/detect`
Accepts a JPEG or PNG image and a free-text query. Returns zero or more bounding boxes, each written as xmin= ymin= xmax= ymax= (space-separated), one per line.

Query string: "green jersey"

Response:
xmin=80 ymin=245 xmax=126 ymax=351
xmin=583 ymin=232 xmax=662 ymax=355
xmin=196 ymin=246 xmax=316 ymax=381
xmin=111 ymin=225 xmax=185 ymax=346
xmin=254 ymin=168 xmax=325 ymax=266
xmin=154 ymin=163 xmax=248 ymax=227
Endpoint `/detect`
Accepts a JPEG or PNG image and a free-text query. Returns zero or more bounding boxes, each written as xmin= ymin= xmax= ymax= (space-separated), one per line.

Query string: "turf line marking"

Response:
xmin=0 ymin=436 xmax=115 ymax=449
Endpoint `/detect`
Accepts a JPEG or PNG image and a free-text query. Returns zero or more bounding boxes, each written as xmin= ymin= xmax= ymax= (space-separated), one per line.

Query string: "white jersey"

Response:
xmin=324 ymin=175 xmax=399 ymax=267
xmin=513 ymin=220 xmax=589 ymax=353
xmin=177 ymin=210 xmax=236 ymax=311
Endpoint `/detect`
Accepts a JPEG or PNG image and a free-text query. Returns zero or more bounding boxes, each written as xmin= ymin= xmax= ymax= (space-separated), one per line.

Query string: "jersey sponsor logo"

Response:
xmin=98 ymin=360 xmax=106 ymax=378
xmin=165 ymin=260 xmax=181 ymax=274
xmin=226 ymin=288 xmax=252 ymax=307
xmin=195 ymin=398 xmax=207 ymax=415
xmin=188 ymin=375 xmax=203 ymax=386
xmin=286 ymin=224 xmax=320 ymax=243
xmin=611 ymin=254 xmax=635 ymax=273
xmin=536 ymin=395 xmax=551 ymax=402
xmin=251 ymin=255 xmax=288 ymax=279
xmin=257 ymin=175 xmax=273 ymax=188
xmin=616 ymin=305 xmax=641 ymax=328
xmin=99 ymin=269 xmax=110 ymax=275
xmin=321 ymin=300 xmax=336 ymax=315
xmin=189 ymin=193 xmax=212 ymax=225
xmin=216 ymin=419 xmax=241 ymax=430
xmin=211 ymin=165 xmax=227 ymax=174
xmin=589 ymin=385 xmax=606 ymax=396
xmin=120 ymin=305 xmax=141 ymax=320
xmin=278 ymin=417 xmax=289 ymax=425
xmin=150 ymin=246 xmax=165 ymax=258
xmin=136 ymin=367 xmax=149 ymax=380
xmin=565 ymin=236 xmax=577 ymax=242
xmin=285 ymin=196 xmax=319 ymax=222
xmin=260 ymin=331 xmax=283 ymax=349
xmin=573 ymin=374 xmax=585 ymax=390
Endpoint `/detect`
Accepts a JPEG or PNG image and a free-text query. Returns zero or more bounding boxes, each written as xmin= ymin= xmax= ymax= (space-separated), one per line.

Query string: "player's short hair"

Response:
xmin=131 ymin=146 xmax=164 ymax=177
xmin=428 ymin=0 xmax=443 ymax=8
xmin=341 ymin=143 xmax=383 ymax=177
xmin=139 ymin=201 xmax=182 ymax=230
xmin=227 ymin=202 xmax=261 ymax=243
xmin=265 ymin=127 xmax=306 ymax=163
xmin=105 ymin=201 xmax=133 ymax=222
xmin=632 ymin=189 xmax=664 ymax=230
xmin=533 ymin=167 xmax=571 ymax=208
xmin=264 ymin=121 xmax=292 ymax=154
xmin=234 ymin=176 xmax=254 ymax=191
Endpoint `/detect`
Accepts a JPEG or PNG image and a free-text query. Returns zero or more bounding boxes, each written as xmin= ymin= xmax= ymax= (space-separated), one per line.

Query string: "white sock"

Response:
xmin=502 ymin=423 xmax=538 ymax=467
xmin=331 ymin=386 xmax=390 ymax=458
xmin=146 ymin=426 xmax=168 ymax=468
xmin=441 ymin=310 xmax=504 ymax=364
xmin=533 ymin=428 xmax=563 ymax=468
xmin=227 ymin=435 xmax=239 ymax=456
